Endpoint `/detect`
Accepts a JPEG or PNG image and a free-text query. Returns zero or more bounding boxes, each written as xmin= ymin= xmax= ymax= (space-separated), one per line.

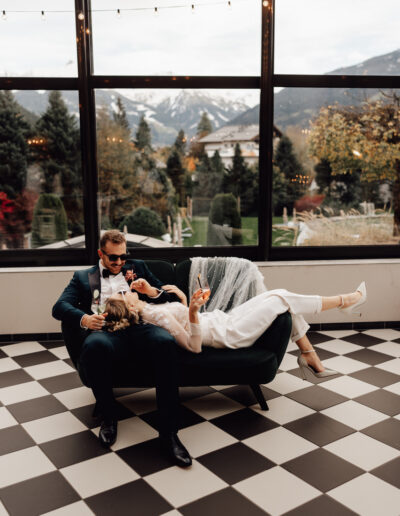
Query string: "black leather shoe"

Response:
xmin=99 ymin=419 xmax=118 ymax=448
xmin=159 ymin=433 xmax=192 ymax=467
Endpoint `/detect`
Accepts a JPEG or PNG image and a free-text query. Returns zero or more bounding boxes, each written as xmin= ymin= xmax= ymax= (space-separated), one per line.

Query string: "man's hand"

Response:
xmin=162 ymin=284 xmax=188 ymax=306
xmin=130 ymin=278 xmax=159 ymax=297
xmin=82 ymin=313 xmax=108 ymax=331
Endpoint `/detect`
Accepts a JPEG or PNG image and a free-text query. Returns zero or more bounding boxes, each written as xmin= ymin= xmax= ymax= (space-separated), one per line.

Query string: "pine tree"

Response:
xmin=135 ymin=115 xmax=152 ymax=151
xmin=224 ymin=143 xmax=254 ymax=214
xmin=113 ymin=97 xmax=130 ymax=133
xmin=0 ymin=90 xmax=30 ymax=198
xmin=166 ymin=147 xmax=186 ymax=206
xmin=197 ymin=112 xmax=213 ymax=137
xmin=33 ymin=91 xmax=82 ymax=235
xmin=174 ymin=129 xmax=187 ymax=155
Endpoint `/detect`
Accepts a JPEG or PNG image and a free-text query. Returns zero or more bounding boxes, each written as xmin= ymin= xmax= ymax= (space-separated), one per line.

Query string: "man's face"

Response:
xmin=98 ymin=241 xmax=127 ymax=275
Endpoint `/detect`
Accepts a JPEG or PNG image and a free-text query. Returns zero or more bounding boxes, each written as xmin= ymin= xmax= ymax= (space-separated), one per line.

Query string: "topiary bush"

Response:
xmin=119 ymin=206 xmax=166 ymax=238
xmin=207 ymin=193 xmax=242 ymax=245
xmin=31 ymin=193 xmax=68 ymax=247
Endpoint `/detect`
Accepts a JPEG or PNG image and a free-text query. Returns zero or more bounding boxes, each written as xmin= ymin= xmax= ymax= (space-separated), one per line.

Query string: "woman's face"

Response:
xmin=110 ymin=291 xmax=139 ymax=310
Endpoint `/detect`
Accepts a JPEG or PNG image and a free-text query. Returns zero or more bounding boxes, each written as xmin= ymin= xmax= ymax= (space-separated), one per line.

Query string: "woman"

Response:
xmin=104 ymin=280 xmax=366 ymax=380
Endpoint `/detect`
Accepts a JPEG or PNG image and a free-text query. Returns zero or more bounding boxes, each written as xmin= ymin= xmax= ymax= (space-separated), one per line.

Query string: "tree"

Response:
xmin=119 ymin=206 xmax=166 ymax=238
xmin=197 ymin=112 xmax=213 ymax=137
xmin=272 ymin=165 xmax=289 ymax=216
xmin=0 ymin=91 xmax=30 ymax=198
xmin=174 ymin=129 xmax=187 ymax=155
xmin=135 ymin=115 xmax=152 ymax=151
xmin=166 ymin=148 xmax=186 ymax=206
xmin=224 ymin=143 xmax=254 ymax=214
xmin=207 ymin=193 xmax=242 ymax=245
xmin=31 ymin=193 xmax=68 ymax=247
xmin=274 ymin=135 xmax=308 ymax=212
xmin=113 ymin=97 xmax=130 ymax=132
xmin=33 ymin=91 xmax=82 ymax=235
xmin=308 ymin=95 xmax=400 ymax=234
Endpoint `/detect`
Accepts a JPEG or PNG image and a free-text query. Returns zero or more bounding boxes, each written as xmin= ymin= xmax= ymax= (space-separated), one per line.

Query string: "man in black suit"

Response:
xmin=52 ymin=230 xmax=191 ymax=467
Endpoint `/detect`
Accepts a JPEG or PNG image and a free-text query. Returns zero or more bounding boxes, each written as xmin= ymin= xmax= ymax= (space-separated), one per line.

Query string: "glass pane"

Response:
xmin=95 ymin=88 xmax=259 ymax=248
xmin=271 ymin=87 xmax=400 ymax=247
xmin=0 ymin=1 xmax=77 ymax=77
xmin=92 ymin=0 xmax=261 ymax=76
xmin=0 ymin=90 xmax=84 ymax=250
xmin=275 ymin=0 xmax=400 ymax=75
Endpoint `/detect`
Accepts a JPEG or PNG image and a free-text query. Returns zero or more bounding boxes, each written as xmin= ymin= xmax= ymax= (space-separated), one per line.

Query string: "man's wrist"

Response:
xmin=80 ymin=314 xmax=89 ymax=330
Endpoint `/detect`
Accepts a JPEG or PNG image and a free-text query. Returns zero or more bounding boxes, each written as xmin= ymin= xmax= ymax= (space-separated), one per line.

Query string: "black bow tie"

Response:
xmin=102 ymin=269 xmax=114 ymax=279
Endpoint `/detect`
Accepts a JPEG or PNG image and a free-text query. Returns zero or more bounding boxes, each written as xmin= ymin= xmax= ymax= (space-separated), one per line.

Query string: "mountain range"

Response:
xmin=13 ymin=48 xmax=400 ymax=145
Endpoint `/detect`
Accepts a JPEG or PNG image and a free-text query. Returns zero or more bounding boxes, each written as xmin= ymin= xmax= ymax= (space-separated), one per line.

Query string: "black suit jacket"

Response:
xmin=52 ymin=259 xmax=177 ymax=366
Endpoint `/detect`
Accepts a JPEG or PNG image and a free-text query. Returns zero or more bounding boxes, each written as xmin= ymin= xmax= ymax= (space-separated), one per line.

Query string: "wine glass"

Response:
xmin=197 ymin=274 xmax=211 ymax=302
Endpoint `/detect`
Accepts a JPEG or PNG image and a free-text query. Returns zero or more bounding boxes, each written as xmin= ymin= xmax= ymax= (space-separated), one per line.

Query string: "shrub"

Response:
xmin=31 ymin=193 xmax=68 ymax=247
xmin=119 ymin=207 xmax=166 ymax=238
xmin=207 ymin=193 xmax=242 ymax=245
xmin=294 ymin=194 xmax=325 ymax=213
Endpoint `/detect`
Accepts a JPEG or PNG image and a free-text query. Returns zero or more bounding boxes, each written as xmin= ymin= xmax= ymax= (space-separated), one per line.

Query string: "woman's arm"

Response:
xmin=161 ymin=285 xmax=188 ymax=306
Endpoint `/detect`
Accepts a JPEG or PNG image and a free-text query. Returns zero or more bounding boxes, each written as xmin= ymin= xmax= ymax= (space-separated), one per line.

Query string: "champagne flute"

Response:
xmin=197 ymin=274 xmax=211 ymax=301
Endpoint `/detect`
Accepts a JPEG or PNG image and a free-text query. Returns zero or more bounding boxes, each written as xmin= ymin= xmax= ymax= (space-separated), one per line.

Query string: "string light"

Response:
xmin=117 ymin=8 xmax=121 ymax=18
xmin=262 ymin=1 xmax=269 ymax=6
xmin=2 ymin=10 xmax=6 ymax=21
xmin=154 ymin=7 xmax=159 ymax=15
xmin=228 ymin=1 xmax=232 ymax=9
xmin=77 ymin=12 xmax=84 ymax=20
xmin=41 ymin=10 xmax=46 ymax=21
xmin=191 ymin=4 xmax=195 ymax=14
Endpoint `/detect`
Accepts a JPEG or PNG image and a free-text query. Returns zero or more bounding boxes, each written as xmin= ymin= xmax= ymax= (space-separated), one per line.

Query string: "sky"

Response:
xmin=0 ymin=0 xmax=399 ymax=106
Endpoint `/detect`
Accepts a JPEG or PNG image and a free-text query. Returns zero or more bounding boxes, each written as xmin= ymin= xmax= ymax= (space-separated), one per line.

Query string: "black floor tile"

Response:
xmin=211 ymin=408 xmax=278 ymax=440
xmin=40 ymin=430 xmax=109 ymax=468
xmin=178 ymin=386 xmax=216 ymax=402
xmin=286 ymin=385 xmax=348 ymax=411
xmin=354 ymin=389 xmax=400 ymax=416
xmin=38 ymin=340 xmax=64 ymax=349
xmin=0 ymin=349 xmax=7 ymax=358
xmin=0 ymin=425 xmax=35 ymax=455
xmin=7 ymin=395 xmax=67 ymax=423
xmin=85 ymin=479 xmax=173 ymax=516
xmin=345 ymin=348 xmax=394 ymax=366
xmin=140 ymin=405 xmax=205 ymax=432
xmin=12 ymin=351 xmax=59 ymax=368
xmin=197 ymin=442 xmax=275 ymax=484
xmin=283 ymin=494 xmax=358 ymax=516
xmin=362 ymin=418 xmax=400 ymax=450
xmin=0 ymin=471 xmax=79 ymax=516
xmin=219 ymin=384 xmax=280 ymax=407
xmin=282 ymin=448 xmax=363 ymax=492
xmin=117 ymin=438 xmax=173 ymax=476
xmin=349 ymin=367 xmax=400 ymax=388
xmin=307 ymin=332 xmax=336 ymax=345
xmin=284 ymin=413 xmax=355 ymax=447
xmin=180 ymin=487 xmax=268 ymax=516
xmin=39 ymin=371 xmax=82 ymax=393
xmin=0 ymin=369 xmax=33 ymax=389
xmin=370 ymin=456 xmax=400 ymax=489
xmin=342 ymin=333 xmax=385 ymax=347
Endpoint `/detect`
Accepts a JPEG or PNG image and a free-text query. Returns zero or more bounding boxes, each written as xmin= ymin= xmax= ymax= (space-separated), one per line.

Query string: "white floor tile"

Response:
xmin=182 ymin=392 xmax=243 ymax=420
xmin=251 ymin=396 xmax=314 ymax=425
xmin=369 ymin=342 xmax=400 ymax=357
xmin=315 ymin=339 xmax=363 ymax=355
xmin=286 ymin=340 xmax=298 ymax=352
xmin=145 ymin=460 xmax=227 ymax=507
xmin=376 ymin=358 xmax=400 ymax=375
xmin=325 ymin=432 xmax=400 ymax=471
xmin=321 ymin=400 xmax=388 ymax=430
xmin=0 ymin=500 xmax=9 ymax=516
xmin=42 ymin=501 xmax=95 ymax=516
xmin=94 ymin=416 xmax=158 ymax=451
xmin=363 ymin=329 xmax=400 ymax=341
xmin=48 ymin=347 xmax=70 ymax=360
xmin=322 ymin=355 xmax=369 ymax=374
xmin=265 ymin=372 xmax=312 ymax=395
xmin=22 ymin=412 xmax=86 ymax=444
xmin=244 ymin=427 xmax=317 ymax=465
xmin=0 ymin=357 xmax=20 ymax=373
xmin=0 ymin=446 xmax=56 ymax=488
xmin=0 ymin=342 xmax=46 ymax=357
xmin=210 ymin=385 xmax=235 ymax=390
xmin=61 ymin=453 xmax=139 ymax=498
xmin=321 ymin=376 xmax=378 ymax=398
xmin=234 ymin=466 xmax=320 ymax=515
xmin=24 ymin=360 xmax=75 ymax=380
xmin=328 ymin=473 xmax=400 ymax=516
xmin=118 ymin=388 xmax=158 ymax=415
xmin=279 ymin=353 xmax=299 ymax=371
xmin=318 ymin=330 xmax=357 ymax=339
xmin=384 ymin=381 xmax=400 ymax=395
xmin=0 ymin=407 xmax=18 ymax=429
xmin=54 ymin=386 xmax=96 ymax=410
xmin=178 ymin=421 xmax=237 ymax=458
xmin=0 ymin=381 xmax=49 ymax=405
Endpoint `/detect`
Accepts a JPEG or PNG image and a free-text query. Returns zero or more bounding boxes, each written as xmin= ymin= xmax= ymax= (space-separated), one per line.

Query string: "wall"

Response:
xmin=0 ymin=259 xmax=399 ymax=335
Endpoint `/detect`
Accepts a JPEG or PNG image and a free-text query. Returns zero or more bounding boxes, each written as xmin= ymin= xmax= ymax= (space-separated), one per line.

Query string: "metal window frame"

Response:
xmin=0 ymin=0 xmax=399 ymax=267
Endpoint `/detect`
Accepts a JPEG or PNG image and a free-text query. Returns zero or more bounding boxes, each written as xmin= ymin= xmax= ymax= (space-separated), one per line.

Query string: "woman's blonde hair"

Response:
xmin=104 ymin=298 xmax=140 ymax=332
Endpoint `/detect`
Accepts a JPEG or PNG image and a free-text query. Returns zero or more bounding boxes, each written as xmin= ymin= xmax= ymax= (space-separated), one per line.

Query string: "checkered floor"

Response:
xmin=0 ymin=329 xmax=400 ymax=516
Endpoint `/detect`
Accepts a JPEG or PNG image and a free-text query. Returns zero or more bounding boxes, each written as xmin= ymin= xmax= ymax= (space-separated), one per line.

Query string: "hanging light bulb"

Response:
xmin=191 ymin=4 xmax=195 ymax=14
xmin=117 ymin=8 xmax=121 ymax=18
xmin=154 ymin=7 xmax=159 ymax=15
xmin=41 ymin=10 xmax=46 ymax=22
xmin=2 ymin=10 xmax=7 ymax=21
xmin=228 ymin=1 xmax=232 ymax=9
xmin=262 ymin=1 xmax=269 ymax=6
xmin=77 ymin=12 xmax=85 ymax=20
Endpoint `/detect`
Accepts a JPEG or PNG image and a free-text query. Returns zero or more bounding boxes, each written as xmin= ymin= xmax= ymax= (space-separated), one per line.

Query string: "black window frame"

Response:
xmin=0 ymin=0 xmax=399 ymax=267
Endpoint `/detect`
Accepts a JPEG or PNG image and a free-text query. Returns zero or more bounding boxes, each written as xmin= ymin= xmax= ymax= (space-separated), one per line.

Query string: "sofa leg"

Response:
xmin=249 ymin=384 xmax=269 ymax=411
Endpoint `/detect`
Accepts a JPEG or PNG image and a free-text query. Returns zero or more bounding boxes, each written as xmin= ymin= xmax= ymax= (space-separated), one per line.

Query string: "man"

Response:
xmin=52 ymin=230 xmax=191 ymax=467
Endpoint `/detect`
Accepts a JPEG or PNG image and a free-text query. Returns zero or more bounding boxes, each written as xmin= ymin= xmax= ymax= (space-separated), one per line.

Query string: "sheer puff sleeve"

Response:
xmin=141 ymin=303 xmax=202 ymax=353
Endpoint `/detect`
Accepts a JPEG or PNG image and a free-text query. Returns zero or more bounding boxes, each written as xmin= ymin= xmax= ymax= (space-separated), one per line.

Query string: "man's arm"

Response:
xmin=52 ymin=272 xmax=86 ymax=327
xmin=139 ymin=261 xmax=179 ymax=304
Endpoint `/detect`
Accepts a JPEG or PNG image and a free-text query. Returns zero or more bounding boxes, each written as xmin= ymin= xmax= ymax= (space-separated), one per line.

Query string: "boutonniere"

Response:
xmin=93 ymin=289 xmax=100 ymax=300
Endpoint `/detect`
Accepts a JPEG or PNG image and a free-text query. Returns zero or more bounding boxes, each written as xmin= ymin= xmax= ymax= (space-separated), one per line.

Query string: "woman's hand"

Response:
xmin=189 ymin=288 xmax=208 ymax=313
xmin=162 ymin=284 xmax=188 ymax=306
xmin=130 ymin=278 xmax=154 ymax=296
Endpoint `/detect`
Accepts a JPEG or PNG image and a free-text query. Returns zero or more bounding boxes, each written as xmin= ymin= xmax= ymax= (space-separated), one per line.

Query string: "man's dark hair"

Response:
xmin=99 ymin=230 xmax=126 ymax=249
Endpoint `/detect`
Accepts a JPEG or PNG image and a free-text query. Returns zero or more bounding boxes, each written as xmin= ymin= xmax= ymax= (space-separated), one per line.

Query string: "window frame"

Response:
xmin=0 ymin=0 xmax=399 ymax=267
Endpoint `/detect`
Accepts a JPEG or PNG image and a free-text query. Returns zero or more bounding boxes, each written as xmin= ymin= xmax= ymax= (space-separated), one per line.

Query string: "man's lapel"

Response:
xmin=88 ymin=267 xmax=101 ymax=298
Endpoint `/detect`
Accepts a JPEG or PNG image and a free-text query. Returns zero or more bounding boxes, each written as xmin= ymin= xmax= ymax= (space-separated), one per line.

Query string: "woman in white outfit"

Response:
xmin=104 ymin=280 xmax=366 ymax=380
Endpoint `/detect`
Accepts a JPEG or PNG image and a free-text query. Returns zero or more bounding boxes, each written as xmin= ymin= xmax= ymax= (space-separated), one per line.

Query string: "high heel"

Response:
xmin=339 ymin=281 xmax=367 ymax=316
xmin=297 ymin=349 xmax=338 ymax=380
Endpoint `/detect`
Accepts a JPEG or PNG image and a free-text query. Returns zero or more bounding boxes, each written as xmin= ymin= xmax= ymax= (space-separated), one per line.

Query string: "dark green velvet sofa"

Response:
xmin=108 ymin=259 xmax=292 ymax=411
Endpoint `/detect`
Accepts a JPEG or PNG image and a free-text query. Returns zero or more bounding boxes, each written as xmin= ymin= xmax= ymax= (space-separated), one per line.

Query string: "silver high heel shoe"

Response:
xmin=339 ymin=281 xmax=367 ymax=316
xmin=297 ymin=349 xmax=338 ymax=380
